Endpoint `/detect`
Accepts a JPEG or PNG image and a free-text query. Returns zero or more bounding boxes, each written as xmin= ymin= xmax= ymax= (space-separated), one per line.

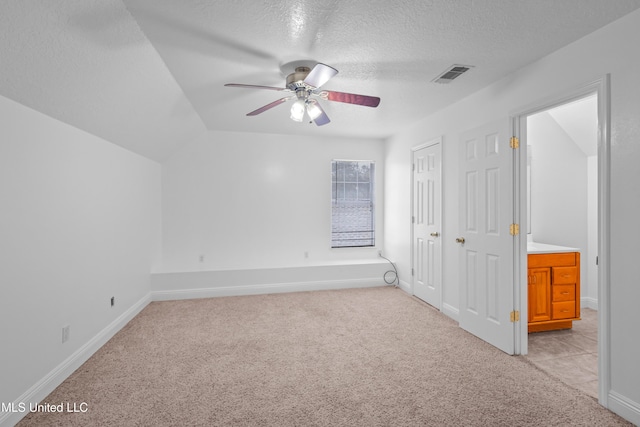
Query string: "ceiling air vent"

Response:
xmin=432 ymin=64 xmax=473 ymax=84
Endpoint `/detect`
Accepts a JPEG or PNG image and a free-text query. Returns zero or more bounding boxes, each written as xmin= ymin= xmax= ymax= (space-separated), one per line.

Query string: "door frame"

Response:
xmin=510 ymin=75 xmax=610 ymax=406
xmin=410 ymin=137 xmax=443 ymax=308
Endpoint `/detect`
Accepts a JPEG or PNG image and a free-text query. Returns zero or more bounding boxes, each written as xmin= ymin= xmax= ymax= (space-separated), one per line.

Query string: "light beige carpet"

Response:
xmin=17 ymin=286 xmax=631 ymax=426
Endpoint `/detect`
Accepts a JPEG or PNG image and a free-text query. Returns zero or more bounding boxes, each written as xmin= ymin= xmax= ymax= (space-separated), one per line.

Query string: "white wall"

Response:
xmin=161 ymin=130 xmax=385 ymax=272
xmin=384 ymin=8 xmax=640 ymax=422
xmin=0 ymin=95 xmax=161 ymax=418
xmin=527 ymin=111 xmax=589 ymax=301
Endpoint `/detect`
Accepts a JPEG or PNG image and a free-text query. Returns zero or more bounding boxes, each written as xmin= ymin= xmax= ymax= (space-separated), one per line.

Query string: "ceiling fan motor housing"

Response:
xmin=286 ymin=66 xmax=312 ymax=91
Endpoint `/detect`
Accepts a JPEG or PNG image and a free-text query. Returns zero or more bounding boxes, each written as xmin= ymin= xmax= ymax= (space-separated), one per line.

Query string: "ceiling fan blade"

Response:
xmin=246 ymin=97 xmax=293 ymax=116
xmin=225 ymin=83 xmax=289 ymax=92
xmin=308 ymin=101 xmax=330 ymax=126
xmin=320 ymin=90 xmax=381 ymax=108
xmin=303 ymin=63 xmax=338 ymax=88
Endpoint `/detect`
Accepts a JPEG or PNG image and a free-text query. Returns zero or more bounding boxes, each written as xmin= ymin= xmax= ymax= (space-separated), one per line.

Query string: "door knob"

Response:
xmin=455 ymin=237 xmax=466 ymax=244
xmin=430 ymin=232 xmax=440 ymax=237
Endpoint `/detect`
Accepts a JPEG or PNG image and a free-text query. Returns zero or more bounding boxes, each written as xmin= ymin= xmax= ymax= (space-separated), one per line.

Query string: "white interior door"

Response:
xmin=458 ymin=121 xmax=515 ymax=354
xmin=412 ymin=141 xmax=442 ymax=308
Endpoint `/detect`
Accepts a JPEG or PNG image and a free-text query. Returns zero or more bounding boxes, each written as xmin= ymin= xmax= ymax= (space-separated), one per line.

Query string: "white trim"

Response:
xmin=151 ymin=278 xmax=388 ymax=301
xmin=608 ymin=391 xmax=640 ymax=426
xmin=0 ymin=294 xmax=151 ymax=427
xmin=581 ymin=296 xmax=598 ymax=311
xmin=509 ymin=76 xmax=606 ymax=118
xmin=595 ymin=75 xmax=611 ymax=409
xmin=397 ymin=278 xmax=412 ymax=295
xmin=441 ymin=302 xmax=460 ymax=321
xmin=511 ymin=75 xmax=610 ymax=407
xmin=513 ymin=115 xmax=527 ymax=356
xmin=411 ymin=138 xmax=442 ymax=152
xmin=396 ymin=281 xmax=459 ymax=321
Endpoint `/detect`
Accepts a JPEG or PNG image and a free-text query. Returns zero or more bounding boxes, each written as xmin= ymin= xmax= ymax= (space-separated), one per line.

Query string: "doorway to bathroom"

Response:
xmin=513 ymin=75 xmax=610 ymax=404
xmin=524 ymin=93 xmax=599 ymax=398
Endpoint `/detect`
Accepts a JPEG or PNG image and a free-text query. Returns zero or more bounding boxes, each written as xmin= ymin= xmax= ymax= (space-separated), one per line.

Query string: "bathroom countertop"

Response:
xmin=527 ymin=242 xmax=580 ymax=254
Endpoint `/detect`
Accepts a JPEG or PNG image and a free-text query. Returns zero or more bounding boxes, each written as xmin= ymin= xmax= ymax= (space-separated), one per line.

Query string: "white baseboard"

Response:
xmin=398 ymin=280 xmax=458 ymax=321
xmin=441 ymin=302 xmax=460 ymax=321
xmin=151 ymin=278 xmax=387 ymax=301
xmin=608 ymin=390 xmax=640 ymax=426
xmin=581 ymin=296 xmax=598 ymax=311
xmin=1 ymin=294 xmax=150 ymax=427
xmin=396 ymin=279 xmax=412 ymax=295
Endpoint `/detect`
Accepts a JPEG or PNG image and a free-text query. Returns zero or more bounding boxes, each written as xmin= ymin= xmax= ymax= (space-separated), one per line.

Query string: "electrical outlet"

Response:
xmin=62 ymin=325 xmax=70 ymax=344
xmin=304 ymin=251 xmax=309 ymax=258
xmin=378 ymin=250 xmax=383 ymax=257
xmin=110 ymin=296 xmax=115 ymax=307
xmin=199 ymin=255 xmax=204 ymax=263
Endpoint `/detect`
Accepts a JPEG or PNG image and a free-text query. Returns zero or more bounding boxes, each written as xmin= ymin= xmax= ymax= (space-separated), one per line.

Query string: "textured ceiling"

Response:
xmin=1 ymin=1 xmax=639 ymax=162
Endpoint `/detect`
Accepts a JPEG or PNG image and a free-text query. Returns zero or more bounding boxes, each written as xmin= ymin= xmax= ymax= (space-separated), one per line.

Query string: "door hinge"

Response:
xmin=510 ymin=136 xmax=520 ymax=149
xmin=412 ymin=216 xmax=415 ymax=224
xmin=411 ymin=268 xmax=415 ymax=276
xmin=509 ymin=223 xmax=520 ymax=236
xmin=413 ymin=163 xmax=416 ymax=171
xmin=510 ymin=310 xmax=520 ymax=322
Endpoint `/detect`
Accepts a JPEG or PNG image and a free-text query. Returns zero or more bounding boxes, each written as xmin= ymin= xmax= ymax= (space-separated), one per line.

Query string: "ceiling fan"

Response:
xmin=224 ymin=63 xmax=380 ymax=126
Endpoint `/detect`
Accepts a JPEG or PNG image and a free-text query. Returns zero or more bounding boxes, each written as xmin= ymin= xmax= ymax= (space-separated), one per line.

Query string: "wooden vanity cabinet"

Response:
xmin=527 ymin=252 xmax=580 ymax=333
xmin=528 ymin=267 xmax=551 ymax=323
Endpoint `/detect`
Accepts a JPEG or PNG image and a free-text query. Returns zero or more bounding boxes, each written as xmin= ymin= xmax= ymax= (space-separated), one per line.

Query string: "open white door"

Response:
xmin=412 ymin=140 xmax=442 ymax=308
xmin=458 ymin=120 xmax=515 ymax=355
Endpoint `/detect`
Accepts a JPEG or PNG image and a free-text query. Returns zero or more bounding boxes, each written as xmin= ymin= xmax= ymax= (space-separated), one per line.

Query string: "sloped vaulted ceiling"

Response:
xmin=1 ymin=0 xmax=639 ymax=161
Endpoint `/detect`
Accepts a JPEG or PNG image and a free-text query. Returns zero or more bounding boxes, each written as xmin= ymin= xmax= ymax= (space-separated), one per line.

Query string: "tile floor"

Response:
xmin=525 ymin=308 xmax=599 ymax=399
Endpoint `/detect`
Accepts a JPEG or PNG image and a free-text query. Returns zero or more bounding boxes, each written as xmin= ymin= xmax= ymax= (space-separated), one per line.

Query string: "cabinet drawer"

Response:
xmin=528 ymin=253 xmax=576 ymax=268
xmin=553 ymin=284 xmax=575 ymax=302
xmin=552 ymin=301 xmax=576 ymax=319
xmin=553 ymin=267 xmax=577 ymax=285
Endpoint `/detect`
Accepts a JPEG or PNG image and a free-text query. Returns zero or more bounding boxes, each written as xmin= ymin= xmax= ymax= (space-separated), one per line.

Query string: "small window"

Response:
xmin=331 ymin=160 xmax=375 ymax=248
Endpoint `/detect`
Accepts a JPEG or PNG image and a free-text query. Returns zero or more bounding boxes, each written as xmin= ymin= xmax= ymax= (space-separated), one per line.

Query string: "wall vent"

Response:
xmin=432 ymin=64 xmax=473 ymax=84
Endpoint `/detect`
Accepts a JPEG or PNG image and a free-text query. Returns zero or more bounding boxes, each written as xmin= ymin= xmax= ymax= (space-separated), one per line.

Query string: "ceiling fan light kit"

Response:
xmin=225 ymin=62 xmax=380 ymax=126
xmin=290 ymin=99 xmax=306 ymax=122
xmin=306 ymin=100 xmax=323 ymax=120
